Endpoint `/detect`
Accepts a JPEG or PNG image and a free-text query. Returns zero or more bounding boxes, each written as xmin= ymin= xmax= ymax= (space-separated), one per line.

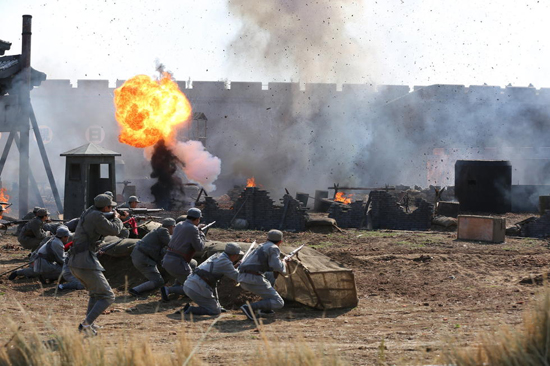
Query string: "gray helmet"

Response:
xmin=56 ymin=225 xmax=70 ymax=238
xmin=36 ymin=208 xmax=50 ymax=217
xmin=128 ymin=196 xmax=140 ymax=203
xmin=176 ymin=215 xmax=186 ymax=223
xmin=186 ymin=208 xmax=202 ymax=219
xmin=162 ymin=218 xmax=176 ymax=227
xmin=94 ymin=194 xmax=117 ymax=208
xmin=224 ymin=242 xmax=244 ymax=256
xmin=104 ymin=191 xmax=114 ymax=198
xmin=32 ymin=206 xmax=41 ymax=214
xmin=267 ymin=229 xmax=283 ymax=242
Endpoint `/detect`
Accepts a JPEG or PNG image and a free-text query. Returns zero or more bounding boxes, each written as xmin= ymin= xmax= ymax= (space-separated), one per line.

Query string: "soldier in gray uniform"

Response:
xmin=160 ymin=208 xmax=205 ymax=301
xmin=129 ymin=217 xmax=176 ymax=296
xmin=33 ymin=225 xmax=70 ymax=281
xmin=118 ymin=196 xmax=140 ymax=209
xmin=15 ymin=206 xmax=41 ymax=237
xmin=181 ymin=242 xmax=243 ymax=315
xmin=238 ymin=230 xmax=287 ymax=320
xmin=68 ymin=194 xmax=127 ymax=335
xmin=18 ymin=208 xmax=51 ymax=251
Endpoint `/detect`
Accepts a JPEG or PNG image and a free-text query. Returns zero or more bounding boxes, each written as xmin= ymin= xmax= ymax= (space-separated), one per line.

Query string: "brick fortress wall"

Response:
xmin=203 ymin=187 xmax=308 ymax=231
xmin=329 ymin=191 xmax=434 ymax=230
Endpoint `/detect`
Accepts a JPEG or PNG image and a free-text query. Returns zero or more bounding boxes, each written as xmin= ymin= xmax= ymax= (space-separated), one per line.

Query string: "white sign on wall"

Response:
xmin=86 ymin=125 xmax=106 ymax=144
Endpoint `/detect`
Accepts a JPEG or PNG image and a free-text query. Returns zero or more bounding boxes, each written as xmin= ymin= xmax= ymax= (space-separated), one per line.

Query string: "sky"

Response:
xmin=0 ymin=0 xmax=549 ymax=87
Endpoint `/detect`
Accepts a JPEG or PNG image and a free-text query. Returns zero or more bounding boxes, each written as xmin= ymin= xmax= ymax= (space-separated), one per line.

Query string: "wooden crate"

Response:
xmin=457 ymin=215 xmax=506 ymax=243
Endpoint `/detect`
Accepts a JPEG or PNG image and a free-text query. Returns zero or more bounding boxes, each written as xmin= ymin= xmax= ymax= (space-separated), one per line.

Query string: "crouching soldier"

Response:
xmin=181 ymin=242 xmax=243 ymax=315
xmin=18 ymin=208 xmax=51 ymax=251
xmin=160 ymin=208 xmax=205 ymax=301
xmin=129 ymin=218 xmax=176 ymax=296
xmin=33 ymin=225 xmax=70 ymax=282
xmin=68 ymin=194 xmax=126 ymax=335
xmin=238 ymin=230 xmax=287 ymax=320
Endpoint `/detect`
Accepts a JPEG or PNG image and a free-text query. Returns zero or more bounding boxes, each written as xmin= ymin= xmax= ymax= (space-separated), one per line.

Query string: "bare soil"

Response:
xmin=0 ymin=213 xmax=549 ymax=365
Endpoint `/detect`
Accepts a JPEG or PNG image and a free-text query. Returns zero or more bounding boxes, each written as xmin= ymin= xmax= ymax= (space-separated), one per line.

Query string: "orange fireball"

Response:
xmin=246 ymin=177 xmax=256 ymax=187
xmin=334 ymin=191 xmax=353 ymax=205
xmin=114 ymin=73 xmax=192 ymax=148
xmin=0 ymin=188 xmax=10 ymax=217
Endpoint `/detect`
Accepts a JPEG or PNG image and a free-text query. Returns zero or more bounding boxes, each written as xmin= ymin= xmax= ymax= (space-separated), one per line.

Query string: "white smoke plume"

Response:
xmin=171 ymin=140 xmax=221 ymax=192
xmin=144 ymin=140 xmax=221 ymax=192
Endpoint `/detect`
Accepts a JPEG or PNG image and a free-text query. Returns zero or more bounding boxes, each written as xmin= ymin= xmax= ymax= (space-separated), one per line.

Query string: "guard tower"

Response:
xmin=61 ymin=143 xmax=121 ymax=219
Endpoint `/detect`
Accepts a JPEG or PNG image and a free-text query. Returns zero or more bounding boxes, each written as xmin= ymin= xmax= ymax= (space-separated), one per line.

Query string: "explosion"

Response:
xmin=246 ymin=177 xmax=256 ymax=187
xmin=114 ymin=72 xmax=192 ymax=147
xmin=0 ymin=188 xmax=9 ymax=217
xmin=334 ymin=192 xmax=353 ymax=205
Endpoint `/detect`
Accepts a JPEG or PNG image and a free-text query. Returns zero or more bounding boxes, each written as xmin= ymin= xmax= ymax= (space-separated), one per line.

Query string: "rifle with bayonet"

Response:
xmin=117 ymin=208 xmax=164 ymax=215
xmin=283 ymin=244 xmax=305 ymax=261
xmin=200 ymin=221 xmax=216 ymax=233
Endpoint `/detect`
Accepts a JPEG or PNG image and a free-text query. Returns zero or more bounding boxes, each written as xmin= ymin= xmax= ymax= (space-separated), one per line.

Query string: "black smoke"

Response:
xmin=150 ymin=139 xmax=185 ymax=209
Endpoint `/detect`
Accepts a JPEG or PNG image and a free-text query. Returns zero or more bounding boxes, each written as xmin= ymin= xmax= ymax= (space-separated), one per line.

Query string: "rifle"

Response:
xmin=241 ymin=240 xmax=257 ymax=263
xmin=0 ymin=219 xmax=65 ymax=226
xmin=283 ymin=244 xmax=305 ymax=261
xmin=200 ymin=221 xmax=216 ymax=232
xmin=0 ymin=262 xmax=30 ymax=277
xmin=117 ymin=208 xmax=164 ymax=215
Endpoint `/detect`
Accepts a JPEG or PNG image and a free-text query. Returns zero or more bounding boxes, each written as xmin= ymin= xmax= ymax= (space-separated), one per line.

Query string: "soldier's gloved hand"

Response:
xmin=233 ymin=260 xmax=242 ymax=269
xmin=119 ymin=211 xmax=129 ymax=220
xmin=198 ymin=223 xmax=206 ymax=230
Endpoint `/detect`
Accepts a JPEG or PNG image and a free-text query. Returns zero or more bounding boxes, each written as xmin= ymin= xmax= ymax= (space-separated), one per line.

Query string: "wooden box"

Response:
xmin=457 ymin=215 xmax=506 ymax=243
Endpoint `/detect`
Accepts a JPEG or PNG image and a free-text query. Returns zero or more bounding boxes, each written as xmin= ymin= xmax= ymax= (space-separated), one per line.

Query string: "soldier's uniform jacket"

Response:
xmin=238 ymin=241 xmax=286 ymax=285
xmin=18 ymin=216 xmax=47 ymax=242
xmin=133 ymin=226 xmax=171 ymax=263
xmin=34 ymin=236 xmax=65 ymax=274
xmin=185 ymin=252 xmax=238 ymax=296
xmin=16 ymin=211 xmax=36 ymax=236
xmin=165 ymin=220 xmax=205 ymax=262
xmin=68 ymin=207 xmax=123 ymax=271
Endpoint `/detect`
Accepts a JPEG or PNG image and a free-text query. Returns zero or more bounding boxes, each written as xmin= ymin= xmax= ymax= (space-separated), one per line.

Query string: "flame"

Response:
xmin=0 ymin=188 xmax=10 ymax=217
xmin=334 ymin=191 xmax=353 ymax=204
xmin=246 ymin=177 xmax=256 ymax=187
xmin=114 ymin=72 xmax=192 ymax=148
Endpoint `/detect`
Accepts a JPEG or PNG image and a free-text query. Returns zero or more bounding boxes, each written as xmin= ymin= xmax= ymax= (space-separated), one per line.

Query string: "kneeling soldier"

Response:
xmin=33 ymin=225 xmax=70 ymax=281
xmin=18 ymin=208 xmax=51 ymax=251
xmin=160 ymin=208 xmax=205 ymax=301
xmin=182 ymin=242 xmax=243 ymax=315
xmin=238 ymin=230 xmax=287 ymax=320
xmin=129 ymin=218 xmax=176 ymax=296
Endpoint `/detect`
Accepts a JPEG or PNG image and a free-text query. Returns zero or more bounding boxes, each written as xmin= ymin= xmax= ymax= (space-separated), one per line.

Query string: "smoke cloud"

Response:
xmin=171 ymin=140 xmax=221 ymax=192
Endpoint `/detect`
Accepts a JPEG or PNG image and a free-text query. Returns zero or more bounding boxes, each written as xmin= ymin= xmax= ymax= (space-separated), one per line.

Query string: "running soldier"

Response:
xmin=68 ymin=194 xmax=127 ymax=335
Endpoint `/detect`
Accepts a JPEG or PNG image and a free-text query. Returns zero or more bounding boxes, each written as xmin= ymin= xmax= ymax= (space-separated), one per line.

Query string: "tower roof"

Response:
xmin=60 ymin=143 xmax=121 ymax=157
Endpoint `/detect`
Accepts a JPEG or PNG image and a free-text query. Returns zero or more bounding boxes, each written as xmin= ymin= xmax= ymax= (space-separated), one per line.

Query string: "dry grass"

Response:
xmin=0 ymin=310 xmax=348 ymax=366
xmin=442 ymin=286 xmax=550 ymax=366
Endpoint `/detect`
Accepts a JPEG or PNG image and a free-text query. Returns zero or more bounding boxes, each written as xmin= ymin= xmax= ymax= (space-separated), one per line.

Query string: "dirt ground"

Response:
xmin=1 ymin=214 xmax=549 ymax=365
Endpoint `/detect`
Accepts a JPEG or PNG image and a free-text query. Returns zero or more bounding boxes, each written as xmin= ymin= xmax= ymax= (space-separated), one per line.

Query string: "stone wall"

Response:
xmin=369 ymin=191 xmax=434 ymax=231
xmin=202 ymin=187 xmax=307 ymax=231
xmin=521 ymin=212 xmax=550 ymax=238
xmin=328 ymin=200 xmax=365 ymax=228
